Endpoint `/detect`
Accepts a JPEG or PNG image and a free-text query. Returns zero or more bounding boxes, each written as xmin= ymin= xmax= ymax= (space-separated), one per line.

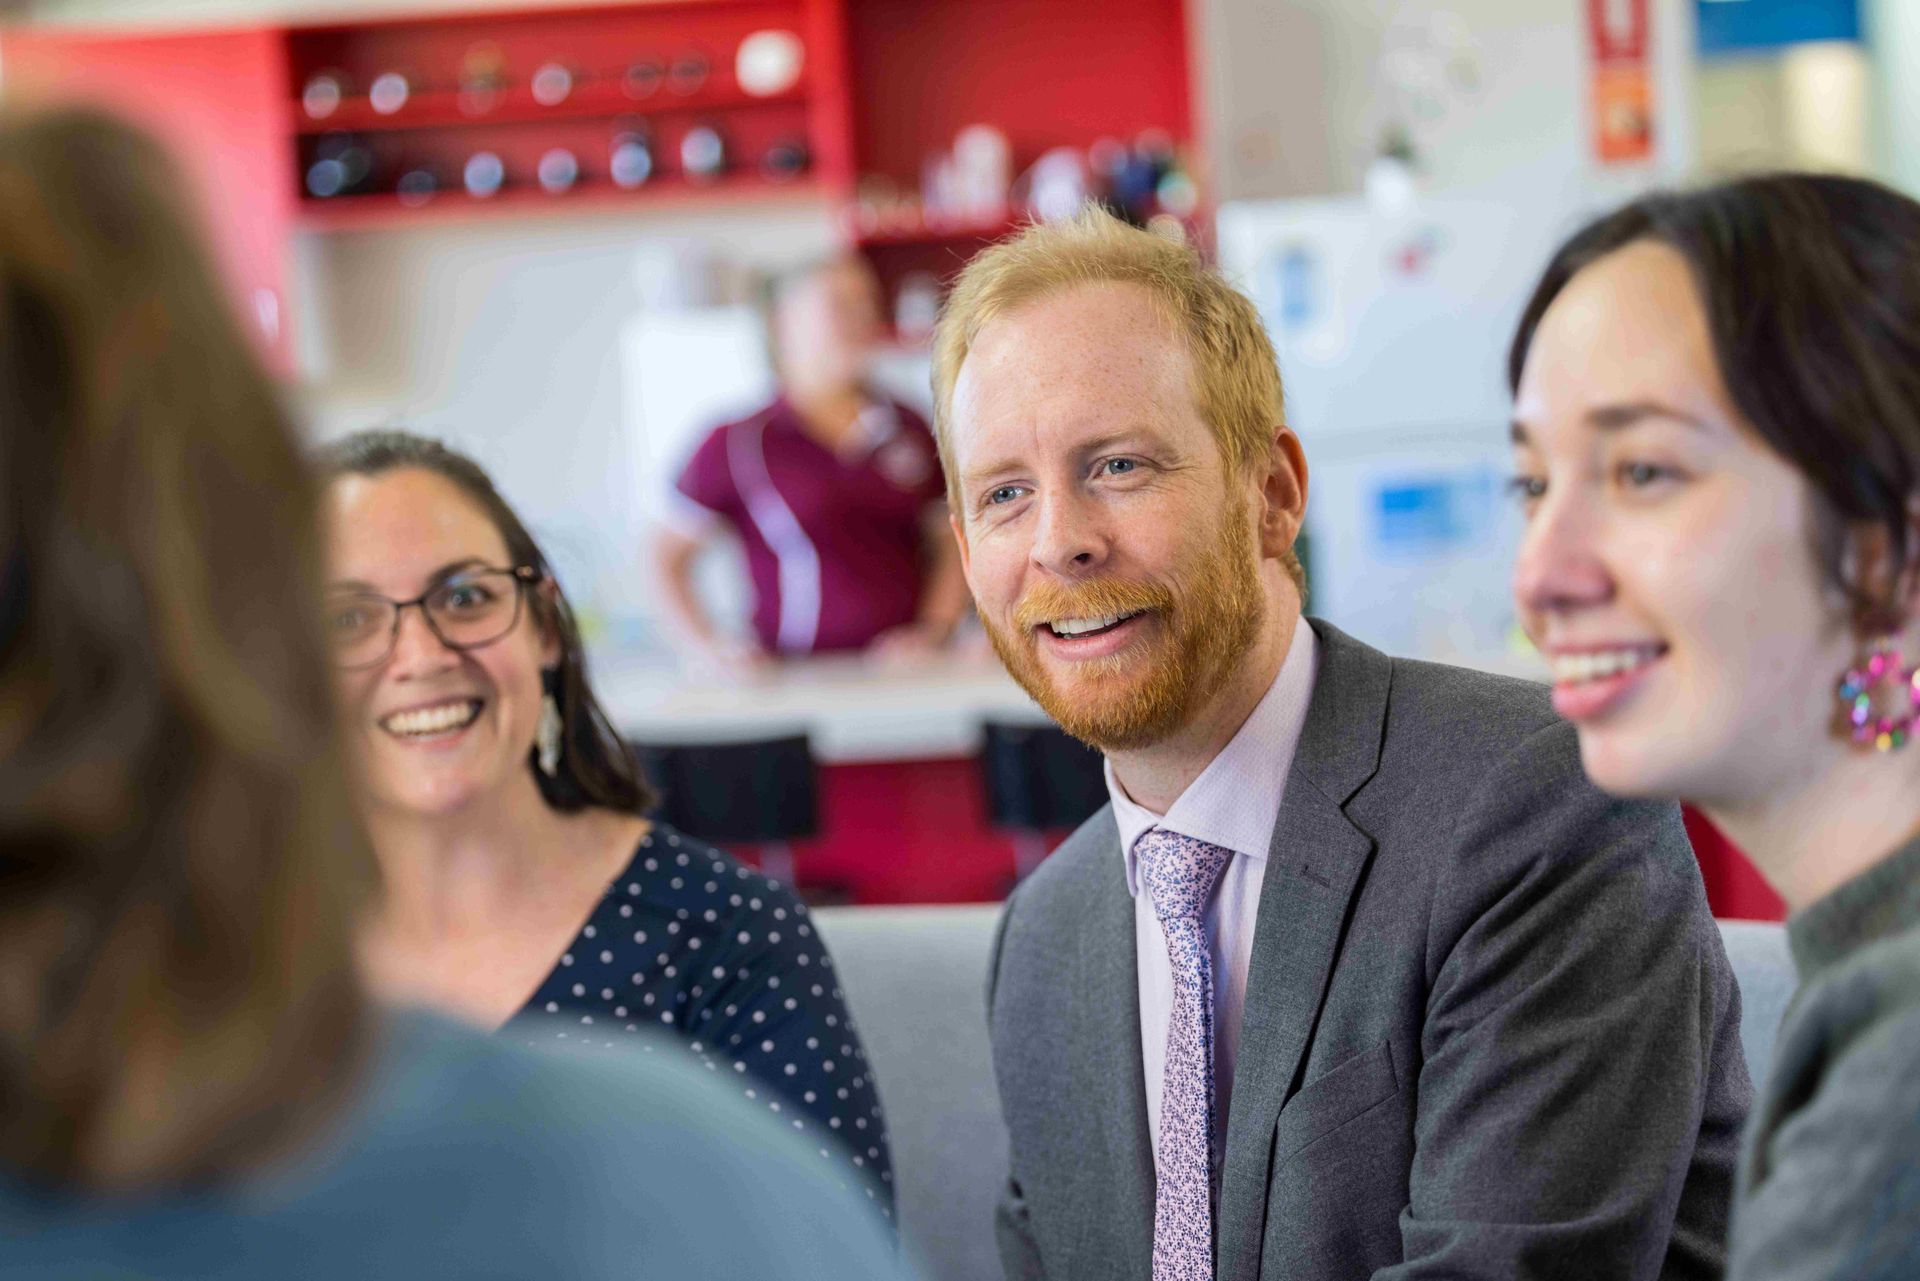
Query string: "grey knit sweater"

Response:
xmin=1730 ymin=830 xmax=1920 ymax=1279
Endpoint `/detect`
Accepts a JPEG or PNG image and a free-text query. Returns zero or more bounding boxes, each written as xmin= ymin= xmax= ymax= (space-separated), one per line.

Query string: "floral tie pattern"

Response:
xmin=1135 ymin=827 xmax=1233 ymax=1281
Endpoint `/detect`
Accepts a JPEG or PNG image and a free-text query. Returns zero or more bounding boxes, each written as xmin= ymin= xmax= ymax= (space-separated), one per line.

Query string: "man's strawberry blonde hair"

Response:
xmin=930 ymin=203 xmax=1303 ymax=590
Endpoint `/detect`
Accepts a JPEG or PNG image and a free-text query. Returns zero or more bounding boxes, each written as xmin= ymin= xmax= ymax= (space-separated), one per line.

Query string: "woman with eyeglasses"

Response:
xmin=318 ymin=430 xmax=894 ymax=1214
xmin=0 ymin=109 xmax=901 ymax=1279
xmin=1508 ymin=174 xmax=1920 ymax=1278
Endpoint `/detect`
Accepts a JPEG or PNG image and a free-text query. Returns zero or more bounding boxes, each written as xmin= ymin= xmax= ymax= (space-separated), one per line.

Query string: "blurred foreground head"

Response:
xmin=0 ymin=109 xmax=371 ymax=1188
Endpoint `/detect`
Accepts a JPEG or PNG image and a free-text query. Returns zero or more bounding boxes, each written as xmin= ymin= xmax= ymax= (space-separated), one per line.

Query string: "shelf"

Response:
xmin=849 ymin=209 xmax=1020 ymax=247
xmin=296 ymin=172 xmax=824 ymax=231
xmin=286 ymin=0 xmax=771 ymax=36
xmin=292 ymin=80 xmax=806 ymax=135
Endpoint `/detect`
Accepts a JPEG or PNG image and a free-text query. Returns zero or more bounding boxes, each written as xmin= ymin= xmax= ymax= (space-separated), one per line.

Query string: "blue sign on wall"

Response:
xmin=1696 ymin=0 xmax=1860 ymax=57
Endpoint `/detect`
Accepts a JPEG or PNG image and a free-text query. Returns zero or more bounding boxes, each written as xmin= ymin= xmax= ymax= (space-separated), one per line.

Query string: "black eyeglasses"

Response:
xmin=325 ymin=564 xmax=540 ymax=671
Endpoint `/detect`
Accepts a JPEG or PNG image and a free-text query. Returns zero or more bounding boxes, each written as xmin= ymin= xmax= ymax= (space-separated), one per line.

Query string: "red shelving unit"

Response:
xmin=282 ymin=0 xmax=843 ymax=226
xmin=1 ymin=0 xmax=1207 ymax=392
xmin=290 ymin=81 xmax=807 ymax=135
xmin=299 ymin=172 xmax=823 ymax=233
xmin=838 ymin=0 xmax=1198 ymax=316
xmin=845 ymin=207 xmax=1020 ymax=248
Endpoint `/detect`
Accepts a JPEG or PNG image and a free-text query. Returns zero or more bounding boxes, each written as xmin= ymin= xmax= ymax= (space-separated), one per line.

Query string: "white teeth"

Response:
xmin=1049 ymin=612 xmax=1140 ymax=637
xmin=1551 ymin=648 xmax=1660 ymax=686
xmin=381 ymin=699 xmax=481 ymax=738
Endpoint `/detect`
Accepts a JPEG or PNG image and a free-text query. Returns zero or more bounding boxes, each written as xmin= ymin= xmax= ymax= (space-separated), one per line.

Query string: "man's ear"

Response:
xmin=950 ymin=512 xmax=973 ymax=580
xmin=1257 ymin=425 xmax=1309 ymax=559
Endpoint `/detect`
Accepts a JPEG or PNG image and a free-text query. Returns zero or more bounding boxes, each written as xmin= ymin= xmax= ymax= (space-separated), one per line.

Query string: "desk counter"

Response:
xmin=589 ymin=648 xmax=1052 ymax=763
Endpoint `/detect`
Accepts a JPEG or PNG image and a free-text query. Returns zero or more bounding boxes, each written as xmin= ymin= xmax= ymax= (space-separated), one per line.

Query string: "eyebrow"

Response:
xmin=1510 ymin=401 xmax=1709 ymax=445
xmin=328 ymin=557 xmax=492 ymax=595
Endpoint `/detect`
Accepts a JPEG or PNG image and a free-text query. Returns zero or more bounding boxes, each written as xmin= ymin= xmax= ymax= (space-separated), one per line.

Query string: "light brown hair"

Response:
xmin=930 ymin=205 xmax=1304 ymax=592
xmin=0 ymin=109 xmax=371 ymax=1189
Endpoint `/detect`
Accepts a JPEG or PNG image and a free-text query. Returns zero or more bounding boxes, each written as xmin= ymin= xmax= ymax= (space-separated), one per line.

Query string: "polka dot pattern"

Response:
xmin=513 ymin=823 xmax=893 ymax=1215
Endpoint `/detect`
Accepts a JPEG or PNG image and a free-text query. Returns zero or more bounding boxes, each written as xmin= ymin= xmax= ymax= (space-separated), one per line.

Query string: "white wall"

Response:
xmin=294 ymin=201 xmax=840 ymax=647
xmin=1696 ymin=43 xmax=1870 ymax=178
xmin=1867 ymin=0 xmax=1920 ymax=196
xmin=1199 ymin=0 xmax=1696 ymax=201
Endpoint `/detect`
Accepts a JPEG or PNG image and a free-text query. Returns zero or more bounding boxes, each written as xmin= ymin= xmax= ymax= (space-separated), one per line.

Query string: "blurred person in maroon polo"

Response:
xmin=653 ymin=257 xmax=969 ymax=668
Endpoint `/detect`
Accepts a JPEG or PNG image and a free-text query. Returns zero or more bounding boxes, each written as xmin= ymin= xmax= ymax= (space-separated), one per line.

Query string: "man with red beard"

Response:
xmin=933 ymin=208 xmax=1750 ymax=1281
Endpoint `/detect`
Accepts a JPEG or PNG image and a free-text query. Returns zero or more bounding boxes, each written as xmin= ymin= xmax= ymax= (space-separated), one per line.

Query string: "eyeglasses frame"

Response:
xmin=329 ymin=563 xmax=543 ymax=671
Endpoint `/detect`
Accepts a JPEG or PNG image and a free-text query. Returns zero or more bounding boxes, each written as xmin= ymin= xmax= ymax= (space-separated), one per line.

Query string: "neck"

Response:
xmin=786 ymin=382 xmax=867 ymax=447
xmin=364 ymin=771 xmax=575 ymax=942
xmin=1703 ymin=747 xmax=1920 ymax=913
xmin=1108 ymin=604 xmax=1300 ymax=814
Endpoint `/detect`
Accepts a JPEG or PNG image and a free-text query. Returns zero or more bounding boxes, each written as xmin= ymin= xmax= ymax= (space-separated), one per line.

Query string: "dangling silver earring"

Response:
xmin=536 ymin=693 xmax=563 ymax=777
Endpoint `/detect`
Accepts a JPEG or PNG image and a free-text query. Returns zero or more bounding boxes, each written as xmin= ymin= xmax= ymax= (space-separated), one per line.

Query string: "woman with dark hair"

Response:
xmin=1508 ymin=173 xmax=1920 ymax=1278
xmin=317 ymin=429 xmax=893 ymax=1211
xmin=0 ymin=107 xmax=902 ymax=1279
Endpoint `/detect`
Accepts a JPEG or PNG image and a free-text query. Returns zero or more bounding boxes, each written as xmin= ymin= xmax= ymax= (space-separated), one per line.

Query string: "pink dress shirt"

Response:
xmin=1106 ymin=624 xmax=1319 ymax=1166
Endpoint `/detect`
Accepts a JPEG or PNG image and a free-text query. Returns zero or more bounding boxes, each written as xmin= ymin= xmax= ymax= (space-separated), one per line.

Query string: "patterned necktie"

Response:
xmin=1135 ymin=827 xmax=1234 ymax=1281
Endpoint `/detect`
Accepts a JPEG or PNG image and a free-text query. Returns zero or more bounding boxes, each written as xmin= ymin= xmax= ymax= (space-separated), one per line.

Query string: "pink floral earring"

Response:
xmin=1837 ymin=639 xmax=1920 ymax=752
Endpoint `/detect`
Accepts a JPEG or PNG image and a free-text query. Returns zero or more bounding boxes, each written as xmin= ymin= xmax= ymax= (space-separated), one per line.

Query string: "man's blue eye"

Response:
xmin=1103 ymin=458 xmax=1136 ymax=475
xmin=988 ymin=486 xmax=1025 ymax=506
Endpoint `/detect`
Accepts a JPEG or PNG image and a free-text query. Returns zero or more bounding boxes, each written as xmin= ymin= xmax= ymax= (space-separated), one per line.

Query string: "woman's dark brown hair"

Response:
xmin=0 ymin=110 xmax=372 ymax=1187
xmin=317 ymin=431 xmax=656 ymax=816
xmin=1509 ymin=173 xmax=1920 ymax=627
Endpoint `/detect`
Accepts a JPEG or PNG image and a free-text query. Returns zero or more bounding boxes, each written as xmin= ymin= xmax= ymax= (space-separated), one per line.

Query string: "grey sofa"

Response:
xmin=812 ymin=907 xmax=1797 ymax=1281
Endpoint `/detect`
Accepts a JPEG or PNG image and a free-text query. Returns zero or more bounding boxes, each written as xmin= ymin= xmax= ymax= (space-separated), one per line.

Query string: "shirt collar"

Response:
xmin=1111 ymin=623 xmax=1320 ymax=898
xmin=768 ymin=393 xmax=900 ymax=460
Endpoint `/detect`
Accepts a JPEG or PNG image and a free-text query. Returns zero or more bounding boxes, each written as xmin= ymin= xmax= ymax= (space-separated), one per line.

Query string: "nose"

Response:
xmin=1029 ymin=487 xmax=1110 ymax=578
xmin=384 ymin=602 xmax=460 ymax=680
xmin=1512 ymin=486 xmax=1614 ymax=622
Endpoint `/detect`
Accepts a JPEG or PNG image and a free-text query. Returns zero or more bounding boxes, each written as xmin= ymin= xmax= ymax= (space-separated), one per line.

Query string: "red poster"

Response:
xmin=1587 ymin=0 xmax=1655 ymax=164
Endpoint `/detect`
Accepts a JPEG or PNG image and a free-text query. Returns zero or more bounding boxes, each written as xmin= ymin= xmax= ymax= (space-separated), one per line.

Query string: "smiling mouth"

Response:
xmin=1044 ymin=610 xmax=1147 ymax=639
xmin=1549 ymin=645 xmax=1667 ymax=686
xmin=379 ymin=698 xmax=483 ymax=739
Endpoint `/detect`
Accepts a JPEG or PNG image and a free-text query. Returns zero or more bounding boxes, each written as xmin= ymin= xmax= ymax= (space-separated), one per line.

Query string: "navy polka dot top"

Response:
xmin=513 ymin=822 xmax=894 ymax=1216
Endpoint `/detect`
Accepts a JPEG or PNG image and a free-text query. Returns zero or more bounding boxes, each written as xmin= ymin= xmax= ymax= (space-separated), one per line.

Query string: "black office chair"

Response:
xmin=978 ymin=722 xmax=1108 ymax=881
xmin=631 ymin=734 xmax=819 ymax=887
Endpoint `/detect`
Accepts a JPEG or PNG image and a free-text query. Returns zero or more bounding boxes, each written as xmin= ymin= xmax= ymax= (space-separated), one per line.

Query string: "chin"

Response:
xmin=369 ymin=767 xmax=494 ymax=820
xmin=1036 ymin=666 xmax=1196 ymax=753
xmin=1573 ymin=730 xmax=1699 ymax=803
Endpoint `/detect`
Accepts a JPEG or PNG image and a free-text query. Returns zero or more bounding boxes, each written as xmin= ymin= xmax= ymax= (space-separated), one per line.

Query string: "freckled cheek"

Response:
xmin=1128 ymin=518 xmax=1201 ymax=579
xmin=964 ymin=531 xmax=1030 ymax=616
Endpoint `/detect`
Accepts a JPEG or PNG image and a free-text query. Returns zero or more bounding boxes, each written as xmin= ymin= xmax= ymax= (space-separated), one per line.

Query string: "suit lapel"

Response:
xmin=1062 ymin=821 xmax=1156 ymax=1280
xmin=1215 ymin=621 xmax=1390 ymax=1281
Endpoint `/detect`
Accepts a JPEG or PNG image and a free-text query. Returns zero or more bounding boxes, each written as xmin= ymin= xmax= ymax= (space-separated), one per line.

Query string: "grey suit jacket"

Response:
xmin=987 ymin=620 xmax=1751 ymax=1281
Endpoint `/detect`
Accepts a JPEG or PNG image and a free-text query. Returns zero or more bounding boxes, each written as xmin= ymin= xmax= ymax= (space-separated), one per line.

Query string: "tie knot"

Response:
xmin=1135 ymin=828 xmax=1232 ymax=925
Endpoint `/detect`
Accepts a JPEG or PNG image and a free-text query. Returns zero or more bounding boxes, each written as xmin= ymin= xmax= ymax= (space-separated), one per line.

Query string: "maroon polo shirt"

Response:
xmin=669 ymin=395 xmax=946 ymax=655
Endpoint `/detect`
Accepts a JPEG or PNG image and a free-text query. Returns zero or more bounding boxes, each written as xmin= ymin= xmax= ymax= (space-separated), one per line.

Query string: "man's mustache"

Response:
xmin=1011 ymin=578 xmax=1174 ymax=633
